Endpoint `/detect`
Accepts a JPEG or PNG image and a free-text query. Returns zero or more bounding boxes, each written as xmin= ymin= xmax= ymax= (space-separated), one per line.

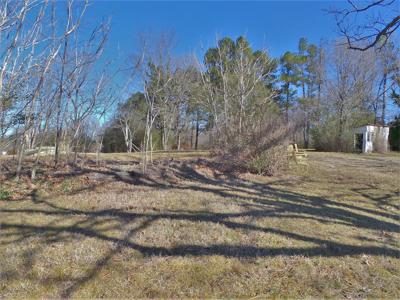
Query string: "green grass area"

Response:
xmin=0 ymin=188 xmax=11 ymax=200
xmin=0 ymin=152 xmax=399 ymax=298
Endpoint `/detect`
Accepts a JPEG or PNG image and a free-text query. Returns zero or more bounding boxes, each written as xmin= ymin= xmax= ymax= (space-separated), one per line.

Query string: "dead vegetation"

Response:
xmin=0 ymin=152 xmax=399 ymax=298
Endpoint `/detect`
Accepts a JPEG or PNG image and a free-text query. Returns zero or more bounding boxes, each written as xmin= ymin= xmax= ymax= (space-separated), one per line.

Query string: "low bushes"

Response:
xmin=217 ymin=115 xmax=291 ymax=176
xmin=246 ymin=145 xmax=288 ymax=176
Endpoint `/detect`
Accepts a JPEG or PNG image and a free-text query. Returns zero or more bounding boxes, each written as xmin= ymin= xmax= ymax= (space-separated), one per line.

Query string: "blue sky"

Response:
xmin=81 ymin=1 xmax=398 ymax=120
xmin=86 ymin=1 xmax=342 ymax=61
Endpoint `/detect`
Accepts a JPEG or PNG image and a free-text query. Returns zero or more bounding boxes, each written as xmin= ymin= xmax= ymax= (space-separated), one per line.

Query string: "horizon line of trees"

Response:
xmin=103 ymin=34 xmax=400 ymax=155
xmin=1 ymin=0 xmax=400 ymax=178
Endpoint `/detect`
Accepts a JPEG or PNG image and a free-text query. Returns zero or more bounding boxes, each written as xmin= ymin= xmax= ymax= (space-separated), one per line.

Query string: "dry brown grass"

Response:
xmin=0 ymin=151 xmax=399 ymax=298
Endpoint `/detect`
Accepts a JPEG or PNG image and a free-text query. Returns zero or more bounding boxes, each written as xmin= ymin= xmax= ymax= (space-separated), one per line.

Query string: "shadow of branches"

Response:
xmin=0 ymin=158 xmax=399 ymax=297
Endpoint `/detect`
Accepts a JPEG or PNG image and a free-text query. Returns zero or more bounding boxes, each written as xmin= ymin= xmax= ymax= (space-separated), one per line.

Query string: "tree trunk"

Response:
xmin=381 ymin=72 xmax=387 ymax=125
xmin=73 ymin=145 xmax=78 ymax=165
xmin=195 ymin=110 xmax=200 ymax=150
xmin=79 ymin=134 xmax=88 ymax=168
xmin=285 ymin=83 xmax=290 ymax=123
xmin=338 ymin=103 xmax=344 ymax=152
xmin=31 ymin=121 xmax=50 ymax=180
xmin=150 ymin=131 xmax=153 ymax=163
xmin=317 ymin=82 xmax=321 ymax=124
xmin=303 ymin=114 xmax=310 ymax=149
xmin=190 ymin=124 xmax=194 ymax=149
xmin=15 ymin=137 xmax=25 ymax=181
xmin=128 ymin=139 xmax=133 ymax=153
xmin=177 ymin=133 xmax=181 ymax=151
xmin=54 ymin=121 xmax=62 ymax=167
xmin=161 ymin=123 xmax=169 ymax=151
xmin=124 ymin=123 xmax=131 ymax=153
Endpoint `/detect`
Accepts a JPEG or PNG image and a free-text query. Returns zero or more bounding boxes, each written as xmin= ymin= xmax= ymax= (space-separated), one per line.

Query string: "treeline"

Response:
xmin=104 ymin=35 xmax=400 ymax=155
xmin=1 ymin=1 xmax=400 ymax=178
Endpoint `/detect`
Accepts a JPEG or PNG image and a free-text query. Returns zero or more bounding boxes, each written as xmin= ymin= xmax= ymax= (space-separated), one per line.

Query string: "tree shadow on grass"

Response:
xmin=0 ymin=159 xmax=399 ymax=297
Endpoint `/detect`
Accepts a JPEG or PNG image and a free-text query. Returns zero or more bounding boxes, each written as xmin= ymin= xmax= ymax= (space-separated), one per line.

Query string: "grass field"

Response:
xmin=0 ymin=151 xmax=399 ymax=298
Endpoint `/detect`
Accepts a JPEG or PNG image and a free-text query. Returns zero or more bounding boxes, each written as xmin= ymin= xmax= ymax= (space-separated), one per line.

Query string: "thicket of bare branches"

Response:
xmin=0 ymin=0 xmax=113 ymax=179
xmin=312 ymin=40 xmax=400 ymax=151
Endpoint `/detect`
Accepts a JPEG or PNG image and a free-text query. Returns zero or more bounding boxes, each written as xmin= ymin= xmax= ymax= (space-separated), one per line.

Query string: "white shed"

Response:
xmin=354 ymin=125 xmax=389 ymax=153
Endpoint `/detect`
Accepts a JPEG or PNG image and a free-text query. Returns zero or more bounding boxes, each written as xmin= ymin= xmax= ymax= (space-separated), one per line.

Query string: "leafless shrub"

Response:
xmin=221 ymin=114 xmax=291 ymax=175
xmin=246 ymin=145 xmax=288 ymax=176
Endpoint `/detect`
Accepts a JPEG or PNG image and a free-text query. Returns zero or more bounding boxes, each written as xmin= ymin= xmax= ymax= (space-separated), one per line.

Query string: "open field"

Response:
xmin=0 ymin=150 xmax=211 ymax=161
xmin=93 ymin=150 xmax=212 ymax=161
xmin=0 ymin=151 xmax=399 ymax=298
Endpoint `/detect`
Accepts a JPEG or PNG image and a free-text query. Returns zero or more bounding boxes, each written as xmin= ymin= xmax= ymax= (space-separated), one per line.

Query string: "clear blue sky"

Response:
xmin=86 ymin=1 xmax=341 ymax=61
xmin=82 ymin=1 xmax=398 ymax=120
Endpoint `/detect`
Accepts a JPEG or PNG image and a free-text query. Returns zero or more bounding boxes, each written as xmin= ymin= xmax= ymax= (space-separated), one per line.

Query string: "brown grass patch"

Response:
xmin=0 ymin=152 xmax=399 ymax=298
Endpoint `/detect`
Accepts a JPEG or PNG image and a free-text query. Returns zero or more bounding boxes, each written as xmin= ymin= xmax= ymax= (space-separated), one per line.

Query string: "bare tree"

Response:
xmin=376 ymin=43 xmax=400 ymax=123
xmin=0 ymin=0 xmax=42 ymax=151
xmin=232 ymin=38 xmax=276 ymax=137
xmin=324 ymin=43 xmax=377 ymax=150
xmin=200 ymin=36 xmax=276 ymax=150
xmin=116 ymin=98 xmax=144 ymax=153
xmin=0 ymin=0 xmax=113 ymax=179
xmin=0 ymin=0 xmax=66 ymax=179
xmin=133 ymin=32 xmax=175 ymax=171
xmin=53 ymin=0 xmax=90 ymax=167
xmin=157 ymin=58 xmax=200 ymax=150
xmin=117 ymin=108 xmax=136 ymax=153
xmin=332 ymin=0 xmax=400 ymax=51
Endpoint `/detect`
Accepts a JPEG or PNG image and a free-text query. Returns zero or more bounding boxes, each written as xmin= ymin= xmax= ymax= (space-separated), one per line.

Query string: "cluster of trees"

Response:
xmin=0 ymin=0 xmax=115 ymax=179
xmin=106 ymin=36 xmax=281 ymax=153
xmin=104 ymin=35 xmax=291 ymax=174
xmin=105 ymin=35 xmax=400 ymax=156
xmin=313 ymin=41 xmax=400 ymax=151
xmin=1 ymin=0 xmax=400 ymax=178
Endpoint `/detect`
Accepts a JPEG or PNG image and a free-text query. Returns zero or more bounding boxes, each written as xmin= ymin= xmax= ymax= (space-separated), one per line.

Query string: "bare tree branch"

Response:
xmin=332 ymin=0 xmax=400 ymax=51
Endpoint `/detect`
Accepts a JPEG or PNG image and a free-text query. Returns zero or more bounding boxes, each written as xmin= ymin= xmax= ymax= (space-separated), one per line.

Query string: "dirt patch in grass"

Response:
xmin=0 ymin=152 xmax=399 ymax=298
